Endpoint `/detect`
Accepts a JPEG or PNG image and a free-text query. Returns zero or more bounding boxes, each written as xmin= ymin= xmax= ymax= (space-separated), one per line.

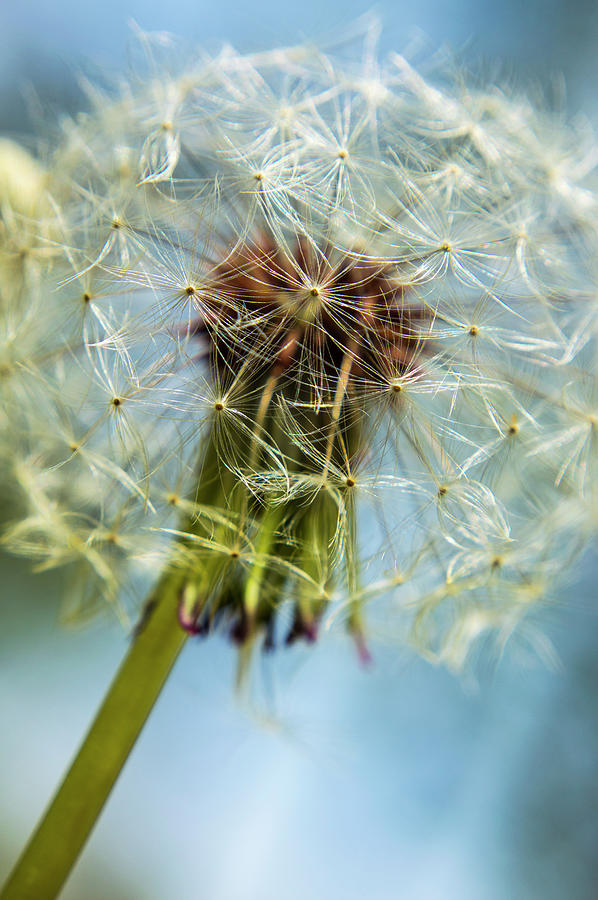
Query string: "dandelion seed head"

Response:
xmin=1 ymin=21 xmax=597 ymax=671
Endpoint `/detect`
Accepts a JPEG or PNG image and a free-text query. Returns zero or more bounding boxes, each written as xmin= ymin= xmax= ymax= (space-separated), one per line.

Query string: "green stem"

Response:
xmin=1 ymin=568 xmax=189 ymax=900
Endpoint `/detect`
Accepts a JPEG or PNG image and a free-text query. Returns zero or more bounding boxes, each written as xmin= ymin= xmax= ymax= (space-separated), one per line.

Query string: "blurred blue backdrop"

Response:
xmin=1 ymin=1 xmax=598 ymax=898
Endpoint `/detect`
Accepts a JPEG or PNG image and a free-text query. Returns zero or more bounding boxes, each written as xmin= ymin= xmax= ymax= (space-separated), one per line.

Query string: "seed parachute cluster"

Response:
xmin=1 ymin=22 xmax=597 ymax=668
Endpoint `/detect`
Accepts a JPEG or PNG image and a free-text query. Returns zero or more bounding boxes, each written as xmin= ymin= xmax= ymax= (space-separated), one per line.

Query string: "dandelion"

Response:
xmin=1 ymin=21 xmax=598 ymax=899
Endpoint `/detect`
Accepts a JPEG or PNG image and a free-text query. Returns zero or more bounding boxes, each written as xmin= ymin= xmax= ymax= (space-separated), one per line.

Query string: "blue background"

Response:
xmin=1 ymin=2 xmax=598 ymax=898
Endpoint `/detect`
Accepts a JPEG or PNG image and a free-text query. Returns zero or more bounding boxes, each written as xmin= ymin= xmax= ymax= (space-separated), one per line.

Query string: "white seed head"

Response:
xmin=1 ymin=22 xmax=597 ymax=663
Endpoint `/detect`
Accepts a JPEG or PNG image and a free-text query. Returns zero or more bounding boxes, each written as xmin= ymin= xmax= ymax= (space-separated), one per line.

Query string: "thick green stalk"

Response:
xmin=1 ymin=568 xmax=189 ymax=900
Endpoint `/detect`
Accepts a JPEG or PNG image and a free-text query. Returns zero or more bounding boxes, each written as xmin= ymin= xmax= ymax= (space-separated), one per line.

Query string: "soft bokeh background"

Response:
xmin=2 ymin=2 xmax=598 ymax=898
